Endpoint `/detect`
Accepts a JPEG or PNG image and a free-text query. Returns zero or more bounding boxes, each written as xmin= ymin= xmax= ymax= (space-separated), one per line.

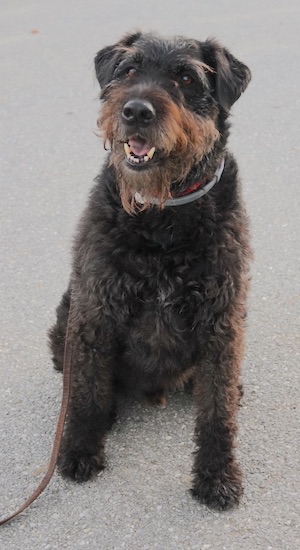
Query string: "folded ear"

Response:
xmin=94 ymin=44 xmax=123 ymax=88
xmin=95 ymin=32 xmax=142 ymax=88
xmin=201 ymin=38 xmax=251 ymax=111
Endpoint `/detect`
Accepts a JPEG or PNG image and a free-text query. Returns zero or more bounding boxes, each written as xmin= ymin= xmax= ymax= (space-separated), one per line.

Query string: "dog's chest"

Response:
xmin=139 ymin=284 xmax=186 ymax=343
xmin=124 ymin=266 xmax=200 ymax=368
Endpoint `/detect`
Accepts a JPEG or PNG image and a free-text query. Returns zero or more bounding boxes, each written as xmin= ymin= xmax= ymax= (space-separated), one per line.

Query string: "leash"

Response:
xmin=0 ymin=290 xmax=76 ymax=526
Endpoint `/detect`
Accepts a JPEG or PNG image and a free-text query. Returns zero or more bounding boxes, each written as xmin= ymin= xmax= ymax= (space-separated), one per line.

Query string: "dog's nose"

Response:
xmin=122 ymin=99 xmax=156 ymax=125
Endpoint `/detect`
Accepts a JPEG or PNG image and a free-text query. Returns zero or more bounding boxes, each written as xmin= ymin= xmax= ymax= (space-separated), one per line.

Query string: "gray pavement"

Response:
xmin=0 ymin=1 xmax=299 ymax=548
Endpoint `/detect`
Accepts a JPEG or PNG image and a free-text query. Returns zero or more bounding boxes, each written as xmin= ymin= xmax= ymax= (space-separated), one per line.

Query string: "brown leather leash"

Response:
xmin=0 ymin=291 xmax=76 ymax=526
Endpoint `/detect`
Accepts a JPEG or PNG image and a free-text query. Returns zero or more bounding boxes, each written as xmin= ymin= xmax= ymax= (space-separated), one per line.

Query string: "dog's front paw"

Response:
xmin=192 ymin=464 xmax=243 ymax=511
xmin=58 ymin=450 xmax=106 ymax=482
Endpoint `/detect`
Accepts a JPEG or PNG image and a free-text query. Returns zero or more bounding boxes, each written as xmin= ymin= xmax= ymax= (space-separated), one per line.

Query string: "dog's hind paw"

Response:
xmin=145 ymin=390 xmax=167 ymax=407
xmin=58 ymin=450 xmax=106 ymax=482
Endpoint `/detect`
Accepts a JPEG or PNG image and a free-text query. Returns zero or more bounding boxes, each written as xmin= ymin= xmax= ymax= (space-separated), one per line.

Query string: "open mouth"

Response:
xmin=123 ymin=136 xmax=156 ymax=167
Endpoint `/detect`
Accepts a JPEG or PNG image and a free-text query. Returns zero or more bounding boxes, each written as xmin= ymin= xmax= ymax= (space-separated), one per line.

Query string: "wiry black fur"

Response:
xmin=49 ymin=32 xmax=252 ymax=510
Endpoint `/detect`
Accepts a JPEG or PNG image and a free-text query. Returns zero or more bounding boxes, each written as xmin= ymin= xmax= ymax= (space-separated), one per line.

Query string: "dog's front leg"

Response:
xmin=192 ymin=310 xmax=244 ymax=510
xmin=58 ymin=328 xmax=115 ymax=483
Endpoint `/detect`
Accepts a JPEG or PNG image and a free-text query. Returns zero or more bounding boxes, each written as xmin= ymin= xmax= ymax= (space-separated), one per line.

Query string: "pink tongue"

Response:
xmin=128 ymin=138 xmax=150 ymax=157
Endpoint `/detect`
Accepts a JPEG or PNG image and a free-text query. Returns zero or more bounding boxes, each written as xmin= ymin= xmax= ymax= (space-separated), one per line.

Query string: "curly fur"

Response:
xmin=49 ymin=31 xmax=252 ymax=510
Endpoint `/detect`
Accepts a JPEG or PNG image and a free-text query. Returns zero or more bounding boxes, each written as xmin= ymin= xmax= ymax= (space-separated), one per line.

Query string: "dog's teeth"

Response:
xmin=147 ymin=147 xmax=156 ymax=159
xmin=125 ymin=147 xmax=155 ymax=165
xmin=124 ymin=143 xmax=131 ymax=157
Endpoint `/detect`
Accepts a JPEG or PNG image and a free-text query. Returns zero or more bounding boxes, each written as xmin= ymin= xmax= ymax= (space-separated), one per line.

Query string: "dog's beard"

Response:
xmin=118 ymin=165 xmax=171 ymax=214
xmin=111 ymin=150 xmax=191 ymax=214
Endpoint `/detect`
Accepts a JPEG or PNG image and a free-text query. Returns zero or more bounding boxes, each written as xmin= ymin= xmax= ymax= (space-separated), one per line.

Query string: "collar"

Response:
xmin=134 ymin=157 xmax=225 ymax=207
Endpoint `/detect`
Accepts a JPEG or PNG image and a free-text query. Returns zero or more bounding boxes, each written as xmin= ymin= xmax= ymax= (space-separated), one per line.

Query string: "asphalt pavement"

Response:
xmin=1 ymin=1 xmax=299 ymax=549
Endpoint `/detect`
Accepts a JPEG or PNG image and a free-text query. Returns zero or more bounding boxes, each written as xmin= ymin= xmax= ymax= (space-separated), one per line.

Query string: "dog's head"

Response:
xmin=95 ymin=32 xmax=251 ymax=213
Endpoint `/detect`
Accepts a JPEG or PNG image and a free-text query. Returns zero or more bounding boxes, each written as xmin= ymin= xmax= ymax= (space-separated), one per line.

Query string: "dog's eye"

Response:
xmin=127 ymin=67 xmax=138 ymax=77
xmin=180 ymin=74 xmax=194 ymax=85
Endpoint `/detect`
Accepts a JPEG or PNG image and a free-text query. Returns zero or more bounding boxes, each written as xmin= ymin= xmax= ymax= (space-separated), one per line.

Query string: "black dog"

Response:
xmin=49 ymin=32 xmax=252 ymax=510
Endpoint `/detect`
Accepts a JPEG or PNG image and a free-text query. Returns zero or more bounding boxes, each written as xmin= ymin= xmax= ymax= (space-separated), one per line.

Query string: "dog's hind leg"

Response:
xmin=48 ymin=287 xmax=72 ymax=372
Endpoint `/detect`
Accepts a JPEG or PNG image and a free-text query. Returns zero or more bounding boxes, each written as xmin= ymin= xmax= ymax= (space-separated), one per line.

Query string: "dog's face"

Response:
xmin=95 ymin=32 xmax=251 ymax=213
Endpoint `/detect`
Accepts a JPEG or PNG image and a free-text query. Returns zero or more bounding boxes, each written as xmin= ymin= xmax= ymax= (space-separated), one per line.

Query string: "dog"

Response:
xmin=49 ymin=31 xmax=252 ymax=511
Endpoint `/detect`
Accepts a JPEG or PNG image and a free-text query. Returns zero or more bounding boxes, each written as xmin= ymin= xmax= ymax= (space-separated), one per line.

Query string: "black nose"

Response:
xmin=122 ymin=99 xmax=156 ymax=125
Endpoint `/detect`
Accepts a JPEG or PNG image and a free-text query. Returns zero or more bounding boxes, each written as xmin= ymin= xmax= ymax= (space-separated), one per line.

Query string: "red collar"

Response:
xmin=174 ymin=179 xmax=207 ymax=198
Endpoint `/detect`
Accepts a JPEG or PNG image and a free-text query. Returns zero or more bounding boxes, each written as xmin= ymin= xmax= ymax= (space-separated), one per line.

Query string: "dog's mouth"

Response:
xmin=123 ymin=136 xmax=156 ymax=168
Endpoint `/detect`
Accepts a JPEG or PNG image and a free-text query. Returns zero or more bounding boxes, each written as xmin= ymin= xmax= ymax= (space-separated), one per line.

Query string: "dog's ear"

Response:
xmin=94 ymin=45 xmax=122 ymax=88
xmin=201 ymin=38 xmax=251 ymax=111
xmin=95 ymin=32 xmax=142 ymax=88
